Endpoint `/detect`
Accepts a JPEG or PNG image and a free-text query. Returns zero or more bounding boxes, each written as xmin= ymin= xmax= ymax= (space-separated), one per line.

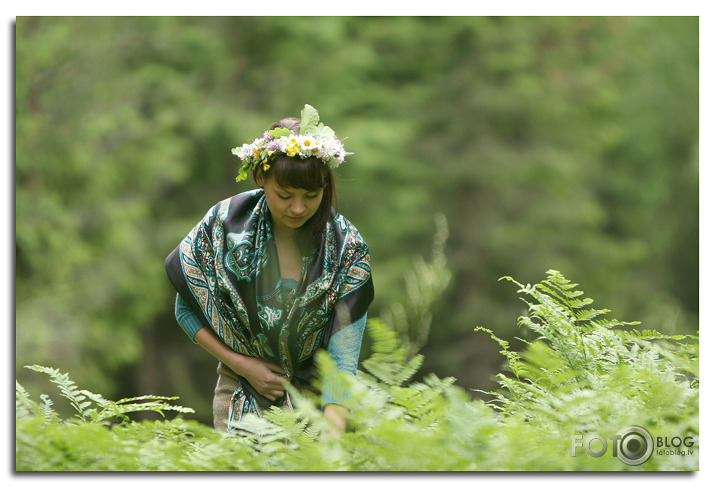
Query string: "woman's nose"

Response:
xmin=291 ymin=199 xmax=305 ymax=214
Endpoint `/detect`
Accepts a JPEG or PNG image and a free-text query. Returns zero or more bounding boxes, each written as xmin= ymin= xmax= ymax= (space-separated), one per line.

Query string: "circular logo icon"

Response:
xmin=615 ymin=425 xmax=654 ymax=466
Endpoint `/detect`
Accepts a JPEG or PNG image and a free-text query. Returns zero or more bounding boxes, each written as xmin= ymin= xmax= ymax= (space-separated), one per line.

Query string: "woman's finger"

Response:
xmin=264 ymin=369 xmax=286 ymax=385
xmin=260 ymin=360 xmax=285 ymax=375
xmin=268 ymin=365 xmax=286 ymax=376
xmin=264 ymin=388 xmax=285 ymax=401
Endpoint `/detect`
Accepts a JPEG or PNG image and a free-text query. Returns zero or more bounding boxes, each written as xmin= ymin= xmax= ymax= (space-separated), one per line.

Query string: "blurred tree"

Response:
xmin=16 ymin=17 xmax=244 ymax=399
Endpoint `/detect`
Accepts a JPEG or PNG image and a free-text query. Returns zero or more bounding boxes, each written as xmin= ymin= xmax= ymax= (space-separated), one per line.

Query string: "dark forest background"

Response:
xmin=16 ymin=16 xmax=698 ymax=425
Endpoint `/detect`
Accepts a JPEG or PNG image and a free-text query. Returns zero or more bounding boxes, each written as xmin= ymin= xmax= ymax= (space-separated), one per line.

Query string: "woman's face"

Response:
xmin=258 ymin=173 xmax=324 ymax=234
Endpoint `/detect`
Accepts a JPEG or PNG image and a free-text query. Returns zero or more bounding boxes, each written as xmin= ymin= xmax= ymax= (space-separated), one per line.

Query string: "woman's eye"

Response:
xmin=306 ymin=193 xmax=319 ymax=199
xmin=278 ymin=194 xmax=290 ymax=200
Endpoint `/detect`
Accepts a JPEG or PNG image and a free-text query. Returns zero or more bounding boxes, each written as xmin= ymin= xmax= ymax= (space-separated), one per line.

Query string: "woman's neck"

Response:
xmin=271 ymin=219 xmax=297 ymax=243
xmin=271 ymin=219 xmax=303 ymax=280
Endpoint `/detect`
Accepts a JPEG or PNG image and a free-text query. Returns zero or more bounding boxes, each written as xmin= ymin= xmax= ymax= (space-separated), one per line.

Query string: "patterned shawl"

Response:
xmin=165 ymin=189 xmax=374 ymax=419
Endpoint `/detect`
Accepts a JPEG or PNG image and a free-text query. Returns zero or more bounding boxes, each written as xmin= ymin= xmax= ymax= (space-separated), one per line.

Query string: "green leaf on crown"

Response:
xmin=300 ymin=104 xmax=336 ymax=139
xmin=235 ymin=161 xmax=250 ymax=182
xmin=268 ymin=127 xmax=292 ymax=138
xmin=299 ymin=104 xmax=320 ymax=133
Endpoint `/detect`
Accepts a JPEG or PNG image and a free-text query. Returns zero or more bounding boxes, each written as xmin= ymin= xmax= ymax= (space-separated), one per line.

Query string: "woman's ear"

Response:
xmin=255 ymin=170 xmax=265 ymax=187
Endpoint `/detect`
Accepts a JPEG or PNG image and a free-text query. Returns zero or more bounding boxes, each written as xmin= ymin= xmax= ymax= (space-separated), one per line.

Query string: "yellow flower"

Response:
xmin=304 ymin=139 xmax=312 ymax=146
xmin=286 ymin=144 xmax=299 ymax=157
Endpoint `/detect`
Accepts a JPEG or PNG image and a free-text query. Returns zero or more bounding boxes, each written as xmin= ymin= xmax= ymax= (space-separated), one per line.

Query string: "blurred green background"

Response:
xmin=16 ymin=16 xmax=698 ymax=425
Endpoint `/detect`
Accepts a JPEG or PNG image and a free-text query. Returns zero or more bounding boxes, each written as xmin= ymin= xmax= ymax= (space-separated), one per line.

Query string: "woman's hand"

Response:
xmin=193 ymin=327 xmax=286 ymax=401
xmin=230 ymin=354 xmax=286 ymax=401
xmin=322 ymin=403 xmax=348 ymax=440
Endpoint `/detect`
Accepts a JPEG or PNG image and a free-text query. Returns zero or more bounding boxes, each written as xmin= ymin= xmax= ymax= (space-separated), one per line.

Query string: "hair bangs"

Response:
xmin=271 ymin=155 xmax=328 ymax=192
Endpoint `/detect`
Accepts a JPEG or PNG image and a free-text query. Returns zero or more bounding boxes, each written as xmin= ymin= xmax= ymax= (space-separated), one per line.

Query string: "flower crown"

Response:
xmin=232 ymin=104 xmax=351 ymax=182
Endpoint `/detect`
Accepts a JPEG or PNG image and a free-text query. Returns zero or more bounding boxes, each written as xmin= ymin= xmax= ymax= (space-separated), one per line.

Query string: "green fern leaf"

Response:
xmin=362 ymin=319 xmax=424 ymax=386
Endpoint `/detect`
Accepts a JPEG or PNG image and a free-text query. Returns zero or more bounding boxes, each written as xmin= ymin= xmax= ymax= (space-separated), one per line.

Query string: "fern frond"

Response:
xmin=397 ymin=374 xmax=457 ymax=426
xmin=16 ymin=380 xmax=61 ymax=424
xmin=574 ymin=308 xmax=610 ymax=323
xmin=381 ymin=213 xmax=452 ymax=358
xmin=486 ymin=269 xmax=699 ymax=441
xmin=16 ymin=381 xmax=39 ymax=416
xmin=619 ymin=328 xmax=698 ymax=342
xmin=362 ymin=319 xmax=424 ymax=386
xmin=228 ymin=413 xmax=295 ymax=457
xmin=263 ymin=406 xmax=316 ymax=443
xmin=24 ymin=365 xmax=93 ymax=421
xmin=475 ymin=326 xmax=526 ymax=379
xmin=37 ymin=394 xmax=60 ymax=423
xmin=23 ymin=365 xmax=195 ymax=423
xmin=116 ymin=394 xmax=181 ymax=404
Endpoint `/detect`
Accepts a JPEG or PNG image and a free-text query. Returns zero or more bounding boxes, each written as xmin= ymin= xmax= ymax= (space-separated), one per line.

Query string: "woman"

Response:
xmin=164 ymin=105 xmax=374 ymax=436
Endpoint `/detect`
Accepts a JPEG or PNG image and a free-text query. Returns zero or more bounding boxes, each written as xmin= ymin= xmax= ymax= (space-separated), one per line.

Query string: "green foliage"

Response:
xmin=18 ymin=365 xmax=194 ymax=425
xmin=361 ymin=320 xmax=424 ymax=386
xmin=16 ymin=271 xmax=698 ymax=471
xmin=475 ymin=271 xmax=698 ymax=470
xmin=381 ymin=212 xmax=452 ymax=358
xmin=478 ymin=270 xmax=698 ymax=418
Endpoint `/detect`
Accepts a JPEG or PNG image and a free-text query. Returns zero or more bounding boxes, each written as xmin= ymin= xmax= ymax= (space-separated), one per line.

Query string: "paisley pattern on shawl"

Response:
xmin=164 ymin=189 xmax=374 ymax=427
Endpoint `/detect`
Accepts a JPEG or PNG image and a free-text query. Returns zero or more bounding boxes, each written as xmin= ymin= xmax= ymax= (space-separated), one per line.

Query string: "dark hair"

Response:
xmin=252 ymin=117 xmax=337 ymax=254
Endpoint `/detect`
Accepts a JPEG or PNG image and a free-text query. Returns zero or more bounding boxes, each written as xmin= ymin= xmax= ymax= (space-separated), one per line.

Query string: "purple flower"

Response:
xmin=263 ymin=131 xmax=273 ymax=142
xmin=268 ymin=140 xmax=282 ymax=151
